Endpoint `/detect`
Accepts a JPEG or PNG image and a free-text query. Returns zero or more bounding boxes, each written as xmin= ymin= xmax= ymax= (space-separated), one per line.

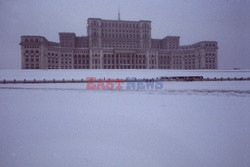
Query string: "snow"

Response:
xmin=0 ymin=70 xmax=250 ymax=167
xmin=1 ymin=69 xmax=250 ymax=80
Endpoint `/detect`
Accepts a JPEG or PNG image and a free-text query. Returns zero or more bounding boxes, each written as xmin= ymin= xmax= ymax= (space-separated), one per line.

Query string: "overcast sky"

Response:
xmin=0 ymin=0 xmax=249 ymax=69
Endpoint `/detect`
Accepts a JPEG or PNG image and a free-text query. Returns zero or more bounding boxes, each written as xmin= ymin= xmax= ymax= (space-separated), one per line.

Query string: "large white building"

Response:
xmin=20 ymin=18 xmax=218 ymax=69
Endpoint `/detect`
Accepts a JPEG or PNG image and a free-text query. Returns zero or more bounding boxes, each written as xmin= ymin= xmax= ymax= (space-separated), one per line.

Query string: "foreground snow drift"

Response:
xmin=0 ymin=70 xmax=250 ymax=167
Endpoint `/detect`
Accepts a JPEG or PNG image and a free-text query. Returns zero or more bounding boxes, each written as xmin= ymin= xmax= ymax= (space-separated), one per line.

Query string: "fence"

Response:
xmin=0 ymin=77 xmax=250 ymax=84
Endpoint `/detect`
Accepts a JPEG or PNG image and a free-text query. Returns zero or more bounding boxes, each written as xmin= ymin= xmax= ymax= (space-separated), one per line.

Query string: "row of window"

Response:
xmin=152 ymin=44 xmax=179 ymax=50
xmin=149 ymin=59 xmax=156 ymax=64
xmin=205 ymin=43 xmax=216 ymax=47
xmin=26 ymin=64 xmax=214 ymax=70
xmin=74 ymin=60 xmax=89 ymax=64
xmin=103 ymin=59 xmax=147 ymax=65
xmin=174 ymin=55 xmax=196 ymax=58
xmin=205 ymin=53 xmax=216 ymax=56
xmin=61 ymin=42 xmax=74 ymax=47
xmin=46 ymin=58 xmax=215 ymax=67
xmin=52 ymin=66 xmax=73 ymax=69
xmin=159 ymin=66 xmax=171 ymax=69
xmin=48 ymin=65 xmax=58 ymax=69
xmin=71 ymin=53 xmax=150 ymax=59
xmin=104 ymin=54 xmax=147 ymax=58
xmin=25 ymin=57 xmax=39 ymax=63
xmin=172 ymin=66 xmax=183 ymax=69
xmin=75 ymin=43 xmax=89 ymax=48
xmin=102 ymin=43 xmax=139 ymax=49
xmin=25 ymin=63 xmax=39 ymax=69
xmin=159 ymin=60 xmax=170 ymax=65
xmin=47 ymin=57 xmax=58 ymax=64
xmin=101 ymin=33 xmax=140 ymax=39
xmin=205 ymin=57 xmax=216 ymax=63
xmin=173 ymin=61 xmax=182 ymax=65
xmin=25 ymin=55 xmax=39 ymax=63
xmin=74 ymin=65 xmax=90 ymax=69
xmin=184 ymin=65 xmax=196 ymax=69
xmin=73 ymin=50 xmax=89 ymax=54
xmin=24 ymin=46 xmax=39 ymax=48
xmin=149 ymin=66 xmax=157 ymax=69
xmin=205 ymin=65 xmax=216 ymax=69
xmin=25 ymin=50 xmax=39 ymax=54
xmin=74 ymin=55 xmax=90 ymax=59
xmin=95 ymin=65 xmax=147 ymax=69
xmin=24 ymin=39 xmax=39 ymax=43
xmin=101 ymin=22 xmax=140 ymax=28
xmin=101 ymin=29 xmax=140 ymax=33
xmin=91 ymin=21 xmax=149 ymax=29
xmin=184 ymin=60 xmax=196 ymax=64
xmin=61 ymin=60 xmax=72 ymax=64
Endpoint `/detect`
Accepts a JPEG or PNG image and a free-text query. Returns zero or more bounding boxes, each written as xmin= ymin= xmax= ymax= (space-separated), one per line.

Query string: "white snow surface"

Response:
xmin=0 ymin=70 xmax=250 ymax=167
xmin=1 ymin=69 xmax=250 ymax=80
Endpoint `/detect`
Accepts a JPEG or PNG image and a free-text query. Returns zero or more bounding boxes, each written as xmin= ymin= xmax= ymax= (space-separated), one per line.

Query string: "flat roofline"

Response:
xmin=165 ymin=36 xmax=180 ymax=38
xmin=88 ymin=17 xmax=151 ymax=22
xmin=59 ymin=32 xmax=76 ymax=36
xmin=194 ymin=41 xmax=218 ymax=44
xmin=21 ymin=35 xmax=45 ymax=38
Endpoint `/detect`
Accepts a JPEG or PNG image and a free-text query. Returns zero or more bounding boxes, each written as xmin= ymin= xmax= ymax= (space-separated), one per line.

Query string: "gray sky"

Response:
xmin=0 ymin=0 xmax=249 ymax=69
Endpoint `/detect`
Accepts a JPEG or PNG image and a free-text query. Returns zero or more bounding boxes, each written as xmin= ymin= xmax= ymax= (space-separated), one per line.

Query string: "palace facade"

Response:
xmin=20 ymin=18 xmax=218 ymax=69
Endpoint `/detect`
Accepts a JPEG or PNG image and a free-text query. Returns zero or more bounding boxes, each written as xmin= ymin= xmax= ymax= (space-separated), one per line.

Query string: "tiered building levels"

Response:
xmin=20 ymin=18 xmax=218 ymax=69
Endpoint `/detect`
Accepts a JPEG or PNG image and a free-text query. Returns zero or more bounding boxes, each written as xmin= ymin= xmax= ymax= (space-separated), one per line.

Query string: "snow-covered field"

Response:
xmin=1 ymin=69 xmax=250 ymax=80
xmin=0 ymin=70 xmax=250 ymax=167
